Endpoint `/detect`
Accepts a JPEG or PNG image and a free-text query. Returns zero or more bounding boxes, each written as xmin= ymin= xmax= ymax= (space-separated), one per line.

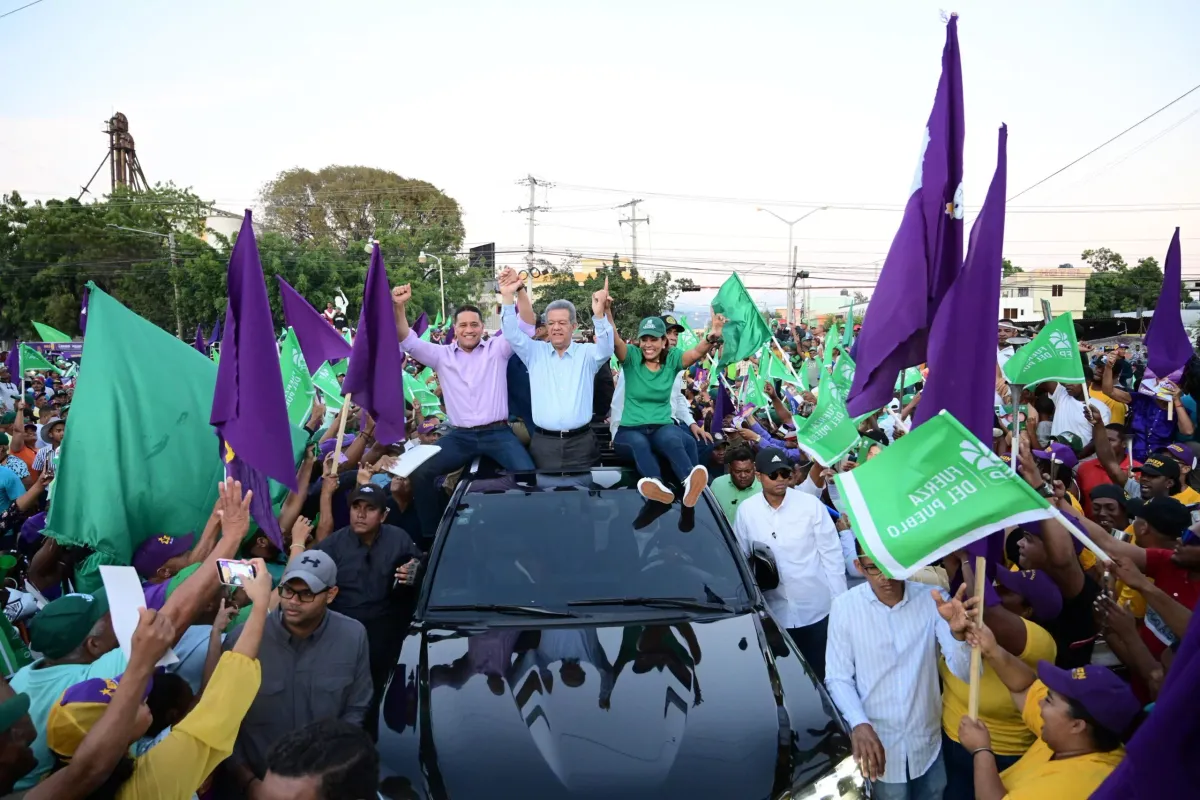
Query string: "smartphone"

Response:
xmin=216 ymin=559 xmax=257 ymax=587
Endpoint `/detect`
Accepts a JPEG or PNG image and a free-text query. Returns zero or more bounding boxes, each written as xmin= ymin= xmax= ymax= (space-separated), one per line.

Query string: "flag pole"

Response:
xmin=1009 ymin=383 xmax=1023 ymax=474
xmin=332 ymin=393 xmax=353 ymax=465
xmin=1048 ymin=506 xmax=1113 ymax=563
xmin=967 ymin=555 xmax=987 ymax=720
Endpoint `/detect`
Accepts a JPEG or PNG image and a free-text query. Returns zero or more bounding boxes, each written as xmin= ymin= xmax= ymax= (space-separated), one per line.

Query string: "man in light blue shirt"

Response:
xmin=501 ymin=273 xmax=613 ymax=470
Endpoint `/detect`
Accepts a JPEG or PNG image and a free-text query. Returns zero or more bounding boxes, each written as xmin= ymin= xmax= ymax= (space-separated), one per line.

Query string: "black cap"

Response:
xmin=659 ymin=315 xmax=685 ymax=333
xmin=347 ymin=483 xmax=388 ymax=510
xmin=1089 ymin=483 xmax=1128 ymax=510
xmin=754 ymin=447 xmax=791 ymax=473
xmin=1133 ymin=496 xmax=1191 ymax=538
xmin=1134 ymin=455 xmax=1180 ymax=481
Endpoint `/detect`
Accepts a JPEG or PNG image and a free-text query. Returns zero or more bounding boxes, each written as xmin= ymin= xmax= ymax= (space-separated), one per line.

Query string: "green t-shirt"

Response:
xmin=710 ymin=474 xmax=761 ymax=523
xmin=620 ymin=346 xmax=685 ymax=427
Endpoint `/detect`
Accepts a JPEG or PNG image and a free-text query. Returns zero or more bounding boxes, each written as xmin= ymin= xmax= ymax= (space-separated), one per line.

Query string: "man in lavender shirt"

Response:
xmin=392 ymin=273 xmax=538 ymax=539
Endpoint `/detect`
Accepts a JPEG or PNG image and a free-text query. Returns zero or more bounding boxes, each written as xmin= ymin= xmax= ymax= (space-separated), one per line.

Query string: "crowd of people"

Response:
xmin=0 ymin=273 xmax=1193 ymax=799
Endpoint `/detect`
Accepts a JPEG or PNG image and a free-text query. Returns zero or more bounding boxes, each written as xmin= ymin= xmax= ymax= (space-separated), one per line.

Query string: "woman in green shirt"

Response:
xmin=612 ymin=312 xmax=725 ymax=508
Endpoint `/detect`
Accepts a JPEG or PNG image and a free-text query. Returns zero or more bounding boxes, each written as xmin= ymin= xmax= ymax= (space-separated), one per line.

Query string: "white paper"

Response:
xmin=99 ymin=565 xmax=178 ymax=667
xmin=385 ymin=444 xmax=442 ymax=478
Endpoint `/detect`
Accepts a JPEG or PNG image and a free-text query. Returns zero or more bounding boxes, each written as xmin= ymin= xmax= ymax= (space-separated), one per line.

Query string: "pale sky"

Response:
xmin=3 ymin=0 xmax=1199 ymax=311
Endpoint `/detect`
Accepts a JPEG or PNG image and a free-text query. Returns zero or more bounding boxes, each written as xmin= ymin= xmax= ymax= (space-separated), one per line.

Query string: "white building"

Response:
xmin=999 ymin=267 xmax=1091 ymax=322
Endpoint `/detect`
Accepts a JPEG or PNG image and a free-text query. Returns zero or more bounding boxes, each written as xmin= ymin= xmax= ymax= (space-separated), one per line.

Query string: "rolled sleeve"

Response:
xmin=399 ymin=329 xmax=445 ymax=368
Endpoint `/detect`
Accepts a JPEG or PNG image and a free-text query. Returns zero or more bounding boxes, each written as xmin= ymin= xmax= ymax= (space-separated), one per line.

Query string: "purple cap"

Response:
xmin=131 ymin=533 xmax=195 ymax=578
xmin=417 ymin=418 xmax=440 ymax=435
xmin=20 ymin=510 xmax=46 ymax=545
xmin=59 ymin=673 xmax=153 ymax=707
xmin=318 ymin=434 xmax=355 ymax=464
xmin=1162 ymin=442 xmax=1197 ymax=470
xmin=993 ymin=567 xmax=1064 ymax=623
xmin=1036 ymin=661 xmax=1141 ymax=737
xmin=1032 ymin=442 xmax=1079 ymax=472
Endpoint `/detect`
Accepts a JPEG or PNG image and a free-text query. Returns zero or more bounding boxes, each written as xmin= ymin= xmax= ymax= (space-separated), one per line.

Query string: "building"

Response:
xmin=999 ymin=267 xmax=1091 ymax=322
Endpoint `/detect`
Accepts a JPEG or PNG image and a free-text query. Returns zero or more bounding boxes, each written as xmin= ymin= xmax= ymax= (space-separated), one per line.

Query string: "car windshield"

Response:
xmin=425 ymin=473 xmax=752 ymax=614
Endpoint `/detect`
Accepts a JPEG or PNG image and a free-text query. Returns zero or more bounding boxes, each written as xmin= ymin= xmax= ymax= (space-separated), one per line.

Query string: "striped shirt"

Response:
xmin=824 ymin=582 xmax=972 ymax=785
xmin=31 ymin=445 xmax=54 ymax=473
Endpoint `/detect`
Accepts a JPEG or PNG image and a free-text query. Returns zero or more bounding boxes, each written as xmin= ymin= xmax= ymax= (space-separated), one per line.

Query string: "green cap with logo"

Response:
xmin=28 ymin=588 xmax=110 ymax=659
xmin=637 ymin=317 xmax=667 ymax=339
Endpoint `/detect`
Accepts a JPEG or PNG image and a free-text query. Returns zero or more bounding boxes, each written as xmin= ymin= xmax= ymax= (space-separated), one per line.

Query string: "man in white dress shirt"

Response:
xmin=824 ymin=540 xmax=978 ymax=800
xmin=734 ymin=447 xmax=846 ymax=680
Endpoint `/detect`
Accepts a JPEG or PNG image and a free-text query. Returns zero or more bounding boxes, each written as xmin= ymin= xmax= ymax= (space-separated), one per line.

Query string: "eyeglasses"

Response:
xmin=277 ymin=585 xmax=328 ymax=603
xmin=858 ymin=561 xmax=882 ymax=576
xmin=766 ymin=469 xmax=793 ymax=481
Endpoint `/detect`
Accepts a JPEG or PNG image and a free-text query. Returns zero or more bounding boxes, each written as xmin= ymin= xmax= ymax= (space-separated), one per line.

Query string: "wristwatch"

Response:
xmin=706 ymin=333 xmax=724 ymax=345
xmin=1034 ymin=482 xmax=1055 ymax=498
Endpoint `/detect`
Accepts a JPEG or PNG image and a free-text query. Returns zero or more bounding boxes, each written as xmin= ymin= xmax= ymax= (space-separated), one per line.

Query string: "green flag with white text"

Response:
xmin=312 ymin=362 xmax=344 ymax=409
xmin=1001 ymin=313 xmax=1085 ymax=389
xmin=831 ymin=351 xmax=856 ymax=396
xmin=832 ymin=411 xmax=1054 ymax=579
xmin=793 ymin=373 xmax=860 ymax=467
xmin=17 ymin=344 xmax=61 ymax=375
xmin=676 ymin=314 xmax=701 ymax=351
xmin=279 ymin=328 xmax=316 ymax=426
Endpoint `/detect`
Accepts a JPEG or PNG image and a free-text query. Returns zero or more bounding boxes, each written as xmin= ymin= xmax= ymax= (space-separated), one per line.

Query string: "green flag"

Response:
xmin=433 ymin=311 xmax=444 ymax=329
xmin=833 ymin=411 xmax=1054 ymax=579
xmin=895 ymin=366 xmax=924 ymax=392
xmin=610 ymin=354 xmax=620 ymax=372
xmin=762 ymin=347 xmax=802 ymax=387
xmin=18 ymin=344 xmax=61 ymax=375
xmin=45 ymin=285 xmax=224 ymax=593
xmin=312 ymin=362 xmax=344 ymax=409
xmin=211 ymin=343 xmax=220 ymax=365
xmin=842 ymin=306 xmax=854 ymax=348
xmin=740 ymin=365 xmax=769 ymax=407
xmin=830 ymin=351 xmax=856 ymax=396
xmin=676 ymin=314 xmax=701 ymax=351
xmin=279 ymin=328 xmax=316 ymax=426
xmin=712 ymin=272 xmax=772 ymax=368
xmin=32 ymin=321 xmax=72 ymax=343
xmin=793 ymin=373 xmax=861 ymax=467
xmin=1001 ymin=313 xmax=1086 ymax=389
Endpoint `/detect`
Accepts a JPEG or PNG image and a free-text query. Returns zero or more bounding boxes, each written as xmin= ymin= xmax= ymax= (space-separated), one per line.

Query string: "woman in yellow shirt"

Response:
xmin=958 ymin=622 xmax=1142 ymax=800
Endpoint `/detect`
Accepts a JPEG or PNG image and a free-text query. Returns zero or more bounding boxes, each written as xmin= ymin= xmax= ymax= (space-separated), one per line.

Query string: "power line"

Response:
xmin=0 ymin=0 xmax=47 ymax=20
xmin=1008 ymin=81 xmax=1200 ymax=202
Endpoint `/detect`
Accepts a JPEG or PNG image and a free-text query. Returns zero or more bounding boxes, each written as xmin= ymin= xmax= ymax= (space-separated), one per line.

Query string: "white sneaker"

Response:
xmin=682 ymin=465 xmax=708 ymax=508
xmin=637 ymin=477 xmax=675 ymax=505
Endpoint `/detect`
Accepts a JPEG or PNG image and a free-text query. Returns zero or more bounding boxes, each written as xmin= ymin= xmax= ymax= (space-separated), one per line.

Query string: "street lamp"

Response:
xmin=755 ymin=206 xmax=828 ymax=324
xmin=417 ymin=250 xmax=445 ymax=322
xmin=107 ymin=224 xmax=181 ymax=339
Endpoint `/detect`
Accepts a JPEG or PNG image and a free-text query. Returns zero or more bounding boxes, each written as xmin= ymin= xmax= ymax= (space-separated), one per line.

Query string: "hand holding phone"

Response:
xmin=217 ymin=558 xmax=258 ymax=587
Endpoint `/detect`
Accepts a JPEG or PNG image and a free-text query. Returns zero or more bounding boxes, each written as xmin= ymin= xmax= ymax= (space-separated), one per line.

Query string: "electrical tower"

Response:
xmin=617 ymin=199 xmax=649 ymax=269
xmin=78 ymin=112 xmax=150 ymax=199
xmin=516 ymin=175 xmax=552 ymax=291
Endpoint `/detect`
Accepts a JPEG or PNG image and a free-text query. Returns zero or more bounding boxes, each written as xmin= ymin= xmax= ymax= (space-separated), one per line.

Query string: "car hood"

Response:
xmin=387 ymin=613 xmax=841 ymax=799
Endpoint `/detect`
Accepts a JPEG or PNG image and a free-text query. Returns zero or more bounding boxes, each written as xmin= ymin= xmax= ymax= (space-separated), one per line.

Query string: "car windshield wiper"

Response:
xmin=427 ymin=603 xmax=577 ymax=618
xmin=567 ymin=596 xmax=735 ymax=612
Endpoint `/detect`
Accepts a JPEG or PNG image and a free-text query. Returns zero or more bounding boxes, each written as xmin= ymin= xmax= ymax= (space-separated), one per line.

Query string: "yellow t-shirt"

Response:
xmin=940 ymin=618 xmax=1057 ymax=755
xmin=1174 ymin=485 xmax=1200 ymax=507
xmin=1089 ymin=388 xmax=1126 ymax=425
xmin=1078 ymin=528 xmax=1147 ymax=618
xmin=998 ymin=681 xmax=1125 ymax=799
xmin=119 ymin=651 xmax=262 ymax=800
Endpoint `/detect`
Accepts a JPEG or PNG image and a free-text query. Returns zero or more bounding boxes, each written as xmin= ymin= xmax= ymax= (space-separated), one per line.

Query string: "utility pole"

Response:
xmin=516 ymin=175 xmax=551 ymax=292
xmin=756 ymin=206 xmax=827 ymax=324
xmin=168 ymin=231 xmax=181 ymax=340
xmin=617 ymin=199 xmax=649 ymax=269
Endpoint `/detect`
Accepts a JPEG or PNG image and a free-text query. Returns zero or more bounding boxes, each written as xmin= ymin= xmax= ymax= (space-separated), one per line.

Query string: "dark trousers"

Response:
xmin=412 ymin=424 xmax=534 ymax=539
xmin=786 ymin=616 xmax=830 ymax=682
xmin=529 ymin=429 xmax=599 ymax=471
xmin=613 ymin=424 xmax=696 ymax=483
xmin=361 ymin=614 xmax=410 ymax=740
xmin=940 ymin=731 xmax=1021 ymax=800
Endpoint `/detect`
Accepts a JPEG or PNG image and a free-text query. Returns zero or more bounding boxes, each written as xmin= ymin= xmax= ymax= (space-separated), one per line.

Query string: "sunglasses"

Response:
xmin=765 ymin=469 xmax=793 ymax=481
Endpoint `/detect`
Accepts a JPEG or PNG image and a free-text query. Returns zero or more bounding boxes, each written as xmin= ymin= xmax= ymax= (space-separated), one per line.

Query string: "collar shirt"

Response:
xmin=315 ymin=524 xmax=421 ymax=622
xmin=734 ymin=488 xmax=848 ymax=627
xmin=824 ymin=582 xmax=973 ymax=784
xmin=501 ymin=304 xmax=613 ymax=431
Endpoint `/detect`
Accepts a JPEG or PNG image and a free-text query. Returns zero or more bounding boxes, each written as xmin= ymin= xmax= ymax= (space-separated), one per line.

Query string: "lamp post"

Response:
xmin=107 ymin=224 xmax=181 ymax=338
xmin=417 ymin=251 xmax=445 ymax=322
xmin=755 ymin=206 xmax=827 ymax=324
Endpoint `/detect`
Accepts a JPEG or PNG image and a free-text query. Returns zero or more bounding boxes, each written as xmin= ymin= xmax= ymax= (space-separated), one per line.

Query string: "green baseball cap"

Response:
xmin=0 ymin=412 xmax=14 ymax=425
xmin=0 ymin=693 xmax=30 ymax=734
xmin=637 ymin=317 xmax=667 ymax=338
xmin=29 ymin=588 xmax=110 ymax=659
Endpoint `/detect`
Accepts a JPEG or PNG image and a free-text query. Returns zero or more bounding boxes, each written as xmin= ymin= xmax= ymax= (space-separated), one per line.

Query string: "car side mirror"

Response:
xmin=748 ymin=542 xmax=779 ymax=592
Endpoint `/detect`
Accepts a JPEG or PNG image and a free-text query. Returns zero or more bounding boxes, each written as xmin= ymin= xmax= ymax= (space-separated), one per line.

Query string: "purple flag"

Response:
xmin=846 ymin=15 xmax=964 ymax=417
xmin=444 ymin=321 xmax=456 ymax=346
xmin=79 ymin=287 xmax=89 ymax=334
xmin=1146 ymin=227 xmax=1193 ymax=377
xmin=412 ymin=311 xmax=429 ymax=339
xmin=210 ymin=211 xmax=298 ymax=493
xmin=342 ymin=243 xmax=407 ymax=445
xmin=4 ymin=346 xmax=18 ymax=380
xmin=1092 ymin=604 xmax=1200 ymax=797
xmin=277 ymin=276 xmax=352 ymax=374
xmin=914 ymin=125 xmax=1006 ymax=444
xmin=223 ymin=448 xmax=286 ymax=551
xmin=710 ymin=380 xmax=734 ymax=436
xmin=193 ymin=324 xmax=206 ymax=354
xmin=209 ymin=317 xmax=221 ymax=345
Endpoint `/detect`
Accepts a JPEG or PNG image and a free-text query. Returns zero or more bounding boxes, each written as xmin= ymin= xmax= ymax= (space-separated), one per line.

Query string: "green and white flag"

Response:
xmin=676 ymin=314 xmax=701 ymax=351
xmin=312 ymin=362 xmax=344 ymax=409
xmin=1002 ymin=313 xmax=1085 ymax=389
xmin=16 ymin=344 xmax=61 ymax=375
xmin=794 ymin=373 xmax=861 ymax=467
xmin=830 ymin=351 xmax=856 ymax=396
xmin=763 ymin=349 xmax=804 ymax=388
xmin=833 ymin=411 xmax=1054 ymax=579
xmin=279 ymin=328 xmax=315 ymax=426
xmin=895 ymin=366 xmax=924 ymax=392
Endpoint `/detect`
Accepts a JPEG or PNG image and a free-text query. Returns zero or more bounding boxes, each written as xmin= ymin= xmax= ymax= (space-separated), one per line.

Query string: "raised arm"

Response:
xmin=392 ymin=283 xmax=413 ymax=342
xmin=967 ymin=621 xmax=1037 ymax=710
xmin=1101 ymin=354 xmax=1132 ymax=404
xmin=681 ymin=314 xmax=725 ymax=369
xmin=1090 ymin=413 xmax=1131 ymax=486
xmin=392 ymin=284 xmax=445 ymax=368
xmin=498 ymin=269 xmax=535 ymax=362
xmin=607 ymin=297 xmax=627 ymax=363
xmin=590 ymin=279 xmax=614 ymax=363
xmin=511 ymin=269 xmax=537 ymax=326
xmin=277 ymin=445 xmax=316 ymax=537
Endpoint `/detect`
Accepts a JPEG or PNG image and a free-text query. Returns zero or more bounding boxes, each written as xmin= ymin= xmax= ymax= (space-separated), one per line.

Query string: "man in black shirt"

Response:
xmin=311 ymin=483 xmax=422 ymax=738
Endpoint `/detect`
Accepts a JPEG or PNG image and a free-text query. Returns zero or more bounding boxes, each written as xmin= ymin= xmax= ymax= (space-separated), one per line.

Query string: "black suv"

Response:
xmin=377 ymin=461 xmax=865 ymax=800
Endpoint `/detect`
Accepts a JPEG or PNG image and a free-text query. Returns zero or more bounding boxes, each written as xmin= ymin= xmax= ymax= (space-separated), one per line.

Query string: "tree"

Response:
xmin=1084 ymin=253 xmax=1163 ymax=316
xmin=1002 ymin=258 xmax=1023 ymax=278
xmin=1080 ymin=247 xmax=1128 ymax=273
xmin=851 ymin=291 xmax=869 ymax=304
xmin=532 ymin=257 xmax=694 ymax=335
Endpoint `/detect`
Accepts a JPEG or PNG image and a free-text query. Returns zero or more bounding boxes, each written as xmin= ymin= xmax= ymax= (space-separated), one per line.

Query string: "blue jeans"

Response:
xmin=613 ymin=424 xmax=695 ymax=484
xmin=411 ymin=424 xmax=534 ymax=540
xmin=870 ymin=750 xmax=946 ymax=800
